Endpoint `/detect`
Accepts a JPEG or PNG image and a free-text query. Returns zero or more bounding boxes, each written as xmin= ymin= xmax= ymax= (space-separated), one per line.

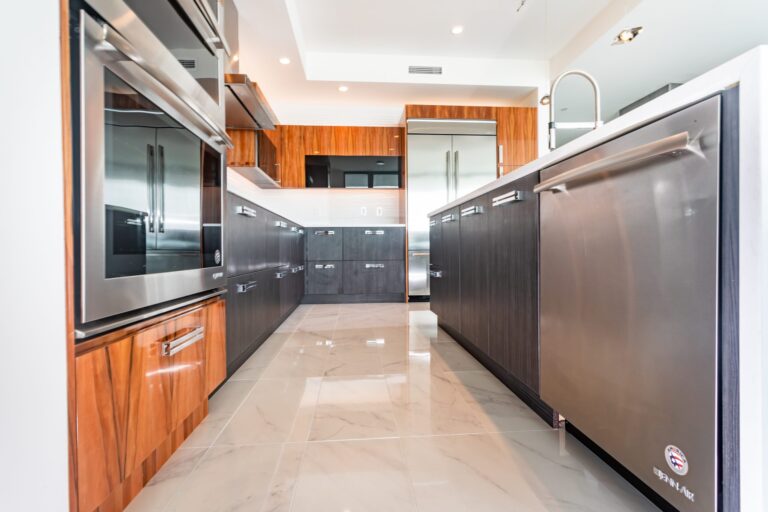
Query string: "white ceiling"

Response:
xmin=294 ymin=0 xmax=611 ymax=59
xmin=234 ymin=0 xmax=612 ymax=125
xmin=234 ymin=0 xmax=768 ymax=128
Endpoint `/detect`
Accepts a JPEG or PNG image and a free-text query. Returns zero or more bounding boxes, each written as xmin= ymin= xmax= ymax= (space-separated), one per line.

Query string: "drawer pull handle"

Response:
xmin=324 ymin=264 xmax=335 ymax=269
xmin=275 ymin=221 xmax=288 ymax=228
xmin=441 ymin=214 xmax=455 ymax=223
xmin=364 ymin=229 xmax=385 ymax=235
xmin=162 ymin=326 xmax=204 ymax=357
xmin=365 ymin=263 xmax=385 ymax=269
xmin=314 ymin=230 xmax=335 ymax=236
xmin=236 ymin=205 xmax=258 ymax=218
xmin=429 ymin=270 xmax=443 ymax=278
xmin=290 ymin=226 xmax=298 ymax=232
xmin=290 ymin=266 xmax=304 ymax=273
xmin=236 ymin=281 xmax=258 ymax=293
xmin=460 ymin=206 xmax=483 ymax=217
xmin=429 ymin=220 xmax=437 ymax=226
xmin=298 ymin=229 xmax=305 ymax=235
xmin=275 ymin=271 xmax=287 ymax=279
xmin=492 ymin=191 xmax=522 ymax=207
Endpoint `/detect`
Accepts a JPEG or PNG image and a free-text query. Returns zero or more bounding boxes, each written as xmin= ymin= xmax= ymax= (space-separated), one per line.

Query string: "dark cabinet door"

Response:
xmin=459 ymin=196 xmax=490 ymax=355
xmin=307 ymin=262 xmax=343 ymax=295
xmin=487 ymin=174 xmax=540 ymax=391
xmin=264 ymin=213 xmax=281 ymax=268
xmin=225 ymin=193 xmax=266 ymax=277
xmin=226 ymin=271 xmax=262 ymax=370
xmin=307 ymin=228 xmax=343 ymax=260
xmin=343 ymin=227 xmax=405 ymax=260
xmin=440 ymin=208 xmax=461 ymax=333
xmin=342 ymin=261 xmax=404 ymax=294
xmin=277 ymin=268 xmax=292 ymax=318
xmin=428 ymin=216 xmax=443 ymax=318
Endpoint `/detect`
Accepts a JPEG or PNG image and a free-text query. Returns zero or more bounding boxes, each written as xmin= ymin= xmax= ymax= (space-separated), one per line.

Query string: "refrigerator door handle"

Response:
xmin=157 ymin=144 xmax=166 ymax=233
xmin=146 ymin=144 xmax=156 ymax=233
xmin=453 ymin=150 xmax=459 ymax=198
xmin=445 ymin=150 xmax=452 ymax=202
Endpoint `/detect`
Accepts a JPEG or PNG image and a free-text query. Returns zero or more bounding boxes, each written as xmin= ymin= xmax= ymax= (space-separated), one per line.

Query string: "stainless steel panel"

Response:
xmin=408 ymin=251 xmax=430 ymax=296
xmin=80 ymin=10 xmax=226 ymax=324
xmin=224 ymin=74 xmax=278 ymax=130
xmin=539 ymin=96 xmax=720 ymax=512
xmin=406 ymin=134 xmax=453 ymax=251
xmin=452 ymin=135 xmax=497 ymax=198
xmin=407 ymin=119 xmax=496 ymax=135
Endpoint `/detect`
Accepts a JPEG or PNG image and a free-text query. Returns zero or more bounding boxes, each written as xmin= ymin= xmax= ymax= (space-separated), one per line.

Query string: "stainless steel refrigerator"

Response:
xmin=407 ymin=119 xmax=497 ymax=297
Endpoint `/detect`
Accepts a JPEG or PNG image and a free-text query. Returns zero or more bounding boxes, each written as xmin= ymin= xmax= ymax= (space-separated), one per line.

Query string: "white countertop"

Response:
xmin=429 ymin=45 xmax=766 ymax=217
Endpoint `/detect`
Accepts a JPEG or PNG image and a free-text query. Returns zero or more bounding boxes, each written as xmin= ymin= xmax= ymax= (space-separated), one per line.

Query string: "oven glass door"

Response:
xmin=81 ymin=10 xmax=224 ymax=325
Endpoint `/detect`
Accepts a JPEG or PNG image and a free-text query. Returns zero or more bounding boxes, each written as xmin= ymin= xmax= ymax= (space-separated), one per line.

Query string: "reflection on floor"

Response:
xmin=126 ymin=303 xmax=658 ymax=512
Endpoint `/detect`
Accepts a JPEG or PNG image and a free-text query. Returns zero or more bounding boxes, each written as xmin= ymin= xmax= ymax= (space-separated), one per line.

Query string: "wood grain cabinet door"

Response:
xmin=440 ymin=208 xmax=462 ymax=333
xmin=459 ymin=196 xmax=491 ymax=355
xmin=75 ymin=338 xmax=132 ymax=512
xmin=168 ymin=308 xmax=208 ymax=428
xmin=205 ymin=299 xmax=227 ymax=395
xmin=428 ymin=216 xmax=443 ymax=318
xmin=124 ymin=322 xmax=174 ymax=477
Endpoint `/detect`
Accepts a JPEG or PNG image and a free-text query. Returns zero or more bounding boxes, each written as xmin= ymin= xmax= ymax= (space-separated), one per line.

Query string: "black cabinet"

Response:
xmin=486 ymin=175 xmax=540 ymax=392
xmin=459 ymin=197 xmax=490 ymax=355
xmin=343 ymin=261 xmax=405 ymax=295
xmin=438 ymin=208 xmax=461 ymax=333
xmin=226 ymin=193 xmax=266 ymax=277
xmin=307 ymin=261 xmax=342 ymax=295
xmin=428 ymin=216 xmax=443 ymax=318
xmin=307 ymin=228 xmax=343 ymax=260
xmin=343 ymin=227 xmax=405 ymax=261
xmin=224 ymin=194 xmax=305 ymax=376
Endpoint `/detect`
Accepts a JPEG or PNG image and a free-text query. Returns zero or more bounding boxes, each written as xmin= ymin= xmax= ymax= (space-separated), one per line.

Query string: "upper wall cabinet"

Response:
xmin=495 ymin=107 xmax=538 ymax=173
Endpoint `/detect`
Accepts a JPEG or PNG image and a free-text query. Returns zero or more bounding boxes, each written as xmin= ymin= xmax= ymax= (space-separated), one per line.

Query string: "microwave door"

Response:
xmin=152 ymin=127 xmax=203 ymax=273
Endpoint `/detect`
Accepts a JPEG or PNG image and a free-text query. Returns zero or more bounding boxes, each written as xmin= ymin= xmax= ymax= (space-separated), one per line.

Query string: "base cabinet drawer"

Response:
xmin=307 ymin=261 xmax=342 ymax=294
xmin=343 ymin=261 xmax=405 ymax=295
xmin=307 ymin=228 xmax=343 ymax=260
xmin=343 ymin=227 xmax=405 ymax=260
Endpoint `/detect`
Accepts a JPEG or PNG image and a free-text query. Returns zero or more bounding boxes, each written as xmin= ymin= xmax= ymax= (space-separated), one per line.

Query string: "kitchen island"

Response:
xmin=428 ymin=46 xmax=768 ymax=512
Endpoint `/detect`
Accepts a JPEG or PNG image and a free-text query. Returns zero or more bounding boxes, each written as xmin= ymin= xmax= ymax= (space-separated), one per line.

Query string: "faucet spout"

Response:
xmin=547 ymin=70 xmax=602 ymax=150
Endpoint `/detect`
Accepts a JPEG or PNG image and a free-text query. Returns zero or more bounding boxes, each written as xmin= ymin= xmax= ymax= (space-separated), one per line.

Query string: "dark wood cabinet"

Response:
xmin=439 ymin=208 xmax=461 ymax=333
xmin=226 ymin=193 xmax=266 ymax=277
xmin=342 ymin=261 xmax=405 ymax=295
xmin=486 ymin=174 xmax=540 ymax=392
xmin=307 ymin=228 xmax=343 ymax=260
xmin=428 ymin=216 xmax=443 ymax=319
xmin=459 ymin=197 xmax=491 ymax=355
xmin=307 ymin=261 xmax=343 ymax=295
xmin=343 ymin=227 xmax=405 ymax=261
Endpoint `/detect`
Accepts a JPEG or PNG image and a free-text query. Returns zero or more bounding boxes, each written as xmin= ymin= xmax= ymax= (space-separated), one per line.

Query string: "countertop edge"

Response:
xmin=428 ymin=45 xmax=765 ymax=217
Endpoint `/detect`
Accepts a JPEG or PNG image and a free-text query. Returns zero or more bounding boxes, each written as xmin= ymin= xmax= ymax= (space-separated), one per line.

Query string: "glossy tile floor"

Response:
xmin=127 ymin=303 xmax=658 ymax=512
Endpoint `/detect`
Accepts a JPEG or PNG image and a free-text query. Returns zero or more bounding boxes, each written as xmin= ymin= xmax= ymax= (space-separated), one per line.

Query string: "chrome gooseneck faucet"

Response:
xmin=547 ymin=70 xmax=603 ymax=150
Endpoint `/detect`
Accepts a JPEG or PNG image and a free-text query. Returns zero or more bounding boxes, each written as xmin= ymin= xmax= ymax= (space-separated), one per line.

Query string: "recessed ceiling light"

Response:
xmin=279 ymin=57 xmax=291 ymax=65
xmin=612 ymin=26 xmax=643 ymax=45
xmin=451 ymin=25 xmax=464 ymax=35
xmin=338 ymin=85 xmax=349 ymax=92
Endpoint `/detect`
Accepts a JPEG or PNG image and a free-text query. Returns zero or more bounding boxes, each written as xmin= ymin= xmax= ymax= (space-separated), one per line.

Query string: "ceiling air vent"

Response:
xmin=178 ymin=59 xmax=197 ymax=70
xmin=409 ymin=65 xmax=442 ymax=75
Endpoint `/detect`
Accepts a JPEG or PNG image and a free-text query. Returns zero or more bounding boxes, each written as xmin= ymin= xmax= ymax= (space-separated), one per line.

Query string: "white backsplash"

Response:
xmin=227 ymin=168 xmax=405 ymax=226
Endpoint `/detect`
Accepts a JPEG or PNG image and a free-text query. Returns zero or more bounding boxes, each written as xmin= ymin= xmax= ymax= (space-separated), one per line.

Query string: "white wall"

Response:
xmin=228 ymin=169 xmax=404 ymax=226
xmin=0 ymin=1 xmax=70 ymax=510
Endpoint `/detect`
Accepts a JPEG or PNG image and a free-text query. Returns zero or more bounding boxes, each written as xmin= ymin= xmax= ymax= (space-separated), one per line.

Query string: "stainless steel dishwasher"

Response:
xmin=537 ymin=95 xmax=725 ymax=512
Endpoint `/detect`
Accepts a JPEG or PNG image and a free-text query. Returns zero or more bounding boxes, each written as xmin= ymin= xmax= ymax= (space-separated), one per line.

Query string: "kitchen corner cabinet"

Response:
xmin=429 ymin=172 xmax=546 ymax=411
xmin=74 ymin=298 xmax=224 ymax=512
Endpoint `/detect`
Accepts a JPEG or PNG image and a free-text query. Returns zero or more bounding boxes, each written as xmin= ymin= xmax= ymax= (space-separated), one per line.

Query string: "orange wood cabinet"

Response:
xmin=226 ymin=129 xmax=256 ymax=167
xmin=404 ymin=104 xmax=496 ymax=120
xmin=74 ymin=298 xmax=224 ymax=512
xmin=495 ymin=106 xmax=538 ymax=174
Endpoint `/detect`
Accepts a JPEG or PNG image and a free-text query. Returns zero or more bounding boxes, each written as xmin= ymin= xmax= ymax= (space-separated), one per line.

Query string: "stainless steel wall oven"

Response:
xmin=73 ymin=0 xmax=233 ymax=332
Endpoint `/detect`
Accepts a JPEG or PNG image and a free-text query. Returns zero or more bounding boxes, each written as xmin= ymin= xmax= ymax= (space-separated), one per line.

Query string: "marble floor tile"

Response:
xmin=163 ymin=444 xmax=283 ymax=512
xmin=448 ymin=370 xmax=553 ymax=433
xmin=126 ymin=303 xmax=661 ymax=512
xmin=289 ymin=439 xmax=417 ymax=512
xmin=125 ymin=447 xmax=207 ymax=512
xmin=215 ymin=378 xmax=321 ymax=445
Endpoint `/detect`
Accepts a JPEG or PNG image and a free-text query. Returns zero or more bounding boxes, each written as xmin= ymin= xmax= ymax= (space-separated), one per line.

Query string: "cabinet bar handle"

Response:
xmin=162 ymin=326 xmax=204 ymax=356
xmin=236 ymin=281 xmax=258 ymax=293
xmin=365 ymin=263 xmax=385 ymax=269
xmin=364 ymin=229 xmax=385 ymax=235
xmin=460 ymin=205 xmax=483 ymax=217
xmin=492 ymin=191 xmax=522 ymax=207
xmin=429 ymin=270 xmax=443 ymax=278
xmin=314 ymin=230 xmax=335 ymax=235
xmin=275 ymin=221 xmax=288 ymax=228
xmin=298 ymin=229 xmax=305 ymax=235
xmin=441 ymin=214 xmax=455 ymax=223
xmin=324 ymin=264 xmax=335 ymax=269
xmin=275 ymin=271 xmax=287 ymax=279
xmin=236 ymin=205 xmax=258 ymax=217
xmin=429 ymin=220 xmax=437 ymax=226
xmin=290 ymin=226 xmax=298 ymax=232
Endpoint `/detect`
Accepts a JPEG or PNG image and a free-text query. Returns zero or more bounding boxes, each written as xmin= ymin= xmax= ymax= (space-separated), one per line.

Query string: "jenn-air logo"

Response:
xmin=664 ymin=445 xmax=689 ymax=476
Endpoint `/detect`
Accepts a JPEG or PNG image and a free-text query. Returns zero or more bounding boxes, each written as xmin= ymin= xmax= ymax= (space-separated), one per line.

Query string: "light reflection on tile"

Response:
xmin=126 ymin=303 xmax=657 ymax=512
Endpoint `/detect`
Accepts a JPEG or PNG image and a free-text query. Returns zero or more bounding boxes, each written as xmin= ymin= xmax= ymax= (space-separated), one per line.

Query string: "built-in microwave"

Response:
xmin=74 ymin=2 xmax=233 ymax=332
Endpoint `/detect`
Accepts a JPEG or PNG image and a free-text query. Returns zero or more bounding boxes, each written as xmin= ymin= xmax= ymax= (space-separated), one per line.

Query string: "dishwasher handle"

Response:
xmin=534 ymin=132 xmax=696 ymax=194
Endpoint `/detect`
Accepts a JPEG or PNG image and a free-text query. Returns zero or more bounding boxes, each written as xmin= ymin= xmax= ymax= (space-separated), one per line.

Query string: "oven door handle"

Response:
xmin=534 ymin=132 xmax=696 ymax=194
xmin=99 ymin=22 xmax=233 ymax=149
